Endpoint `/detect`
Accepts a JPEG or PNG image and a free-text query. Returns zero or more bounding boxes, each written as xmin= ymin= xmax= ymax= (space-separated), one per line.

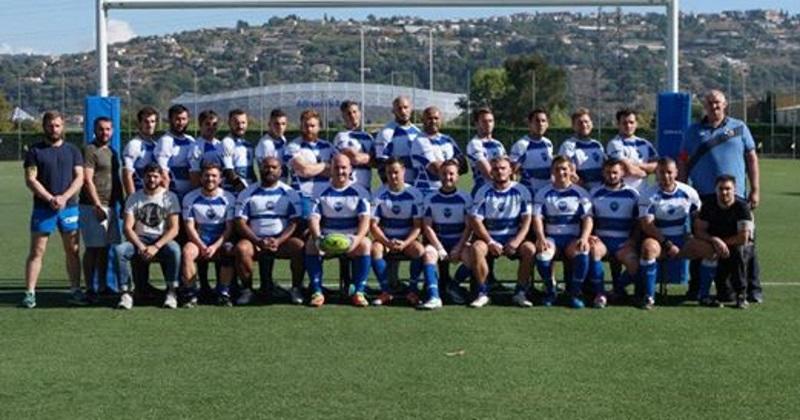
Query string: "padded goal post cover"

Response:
xmin=656 ymin=92 xmax=691 ymax=160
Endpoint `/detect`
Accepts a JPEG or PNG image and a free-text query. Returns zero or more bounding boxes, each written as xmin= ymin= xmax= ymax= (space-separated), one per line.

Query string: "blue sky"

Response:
xmin=2 ymin=0 xmax=798 ymax=55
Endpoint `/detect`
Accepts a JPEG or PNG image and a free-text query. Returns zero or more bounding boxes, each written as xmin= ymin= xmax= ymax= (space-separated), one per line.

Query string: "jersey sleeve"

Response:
xmin=638 ymin=190 xmax=654 ymax=219
xmin=532 ymin=189 xmax=546 ymax=217
xmin=221 ymin=138 xmax=236 ymax=170
xmin=122 ymin=140 xmax=140 ymax=171
xmin=578 ymin=190 xmax=592 ymax=218
xmin=741 ymin=124 xmax=756 ymax=152
xmin=606 ymin=139 xmax=624 ymax=160
xmin=188 ymin=143 xmax=202 ymax=172
xmin=70 ymin=144 xmax=84 ymax=167
xmin=287 ymin=189 xmax=301 ymax=220
xmin=519 ymin=185 xmax=533 ymax=215
xmin=466 ymin=139 xmax=487 ymax=164
xmin=509 ymin=139 xmax=526 ymax=164
xmin=23 ymin=147 xmax=37 ymax=169
xmin=224 ymin=192 xmax=236 ymax=221
xmin=470 ymin=189 xmax=486 ymax=220
xmin=181 ymin=192 xmax=195 ymax=220
xmin=154 ymin=136 xmax=172 ymax=169
xmin=235 ymin=190 xmax=250 ymax=220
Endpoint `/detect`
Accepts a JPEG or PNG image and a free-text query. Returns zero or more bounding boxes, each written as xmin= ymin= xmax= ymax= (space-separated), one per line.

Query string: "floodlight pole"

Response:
xmin=666 ymin=0 xmax=679 ymax=92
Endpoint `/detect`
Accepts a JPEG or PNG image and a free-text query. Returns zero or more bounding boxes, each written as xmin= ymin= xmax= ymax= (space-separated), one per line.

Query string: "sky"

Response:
xmin=1 ymin=0 xmax=798 ymax=55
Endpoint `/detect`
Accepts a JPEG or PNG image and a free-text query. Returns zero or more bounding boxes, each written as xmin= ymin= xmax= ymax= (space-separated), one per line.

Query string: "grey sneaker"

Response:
xmin=236 ymin=288 xmax=254 ymax=306
xmin=21 ymin=292 xmax=36 ymax=309
xmin=511 ymin=291 xmax=533 ymax=308
xmin=68 ymin=289 xmax=89 ymax=306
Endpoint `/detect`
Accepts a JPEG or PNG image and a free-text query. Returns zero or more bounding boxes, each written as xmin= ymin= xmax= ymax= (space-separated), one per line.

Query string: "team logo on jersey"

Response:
xmin=443 ymin=207 xmax=453 ymax=218
xmin=725 ymin=129 xmax=735 ymax=138
xmin=205 ymin=207 xmax=218 ymax=220
xmin=391 ymin=205 xmax=401 ymax=215
xmin=497 ymin=203 xmax=506 ymax=212
xmin=557 ymin=201 xmax=568 ymax=211
xmin=666 ymin=205 xmax=677 ymax=215
xmin=541 ymin=151 xmax=549 ymax=161
xmin=334 ymin=201 xmax=344 ymax=212
xmin=266 ymin=201 xmax=275 ymax=210
xmin=610 ymin=201 xmax=619 ymax=212
xmin=593 ymin=152 xmax=600 ymax=162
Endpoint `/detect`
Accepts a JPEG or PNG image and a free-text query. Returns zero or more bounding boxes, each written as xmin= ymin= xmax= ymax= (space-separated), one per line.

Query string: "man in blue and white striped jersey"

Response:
xmin=220 ymin=109 xmax=257 ymax=193
xmin=605 ymin=108 xmax=658 ymax=192
xmin=333 ymin=100 xmax=373 ymax=191
xmin=283 ymin=109 xmax=334 ymax=216
xmin=509 ymin=108 xmax=554 ymax=195
xmin=558 ymin=108 xmax=605 ymax=191
xmin=410 ymin=106 xmax=467 ymax=197
xmin=187 ymin=110 xmax=223 ymax=189
xmin=255 ymin=109 xmax=290 ymax=183
xmin=374 ymin=96 xmax=422 ymax=184
xmin=155 ymin=104 xmax=196 ymax=200
xmin=466 ymin=107 xmax=506 ymax=196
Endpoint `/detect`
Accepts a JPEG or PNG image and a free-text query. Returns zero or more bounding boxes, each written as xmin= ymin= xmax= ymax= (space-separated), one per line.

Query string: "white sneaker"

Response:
xmin=469 ymin=294 xmax=490 ymax=308
xmin=163 ymin=291 xmax=178 ymax=309
xmin=117 ymin=293 xmax=133 ymax=310
xmin=593 ymin=294 xmax=607 ymax=309
xmin=289 ymin=287 xmax=304 ymax=305
xmin=418 ymin=297 xmax=443 ymax=310
xmin=512 ymin=291 xmax=533 ymax=308
xmin=236 ymin=288 xmax=254 ymax=306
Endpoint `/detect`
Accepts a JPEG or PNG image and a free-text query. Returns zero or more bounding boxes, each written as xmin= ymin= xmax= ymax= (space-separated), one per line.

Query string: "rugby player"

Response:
xmin=374 ymin=96 xmax=421 ymax=184
xmin=220 ymin=109 xmax=257 ymax=193
xmin=558 ymin=108 xmax=605 ymax=191
xmin=155 ymin=104 xmax=196 ymax=199
xmin=509 ymin=108 xmax=554 ymax=194
xmin=466 ymin=107 xmax=506 ymax=196
xmin=255 ymin=108 xmax=290 ymax=182
xmin=333 ymin=100 xmax=373 ymax=191
xmin=284 ymin=109 xmax=334 ymax=212
xmin=606 ymin=108 xmax=658 ymax=191
xmin=410 ymin=106 xmax=467 ymax=197
xmin=122 ymin=106 xmax=159 ymax=195
xmin=188 ymin=110 xmax=223 ymax=189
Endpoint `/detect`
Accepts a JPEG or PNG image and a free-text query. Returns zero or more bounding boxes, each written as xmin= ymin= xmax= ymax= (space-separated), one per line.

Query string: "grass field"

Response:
xmin=1 ymin=159 xmax=799 ymax=419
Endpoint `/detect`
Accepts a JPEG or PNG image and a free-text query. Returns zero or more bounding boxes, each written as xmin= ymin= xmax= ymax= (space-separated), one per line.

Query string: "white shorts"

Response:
xmin=79 ymin=204 xmax=121 ymax=248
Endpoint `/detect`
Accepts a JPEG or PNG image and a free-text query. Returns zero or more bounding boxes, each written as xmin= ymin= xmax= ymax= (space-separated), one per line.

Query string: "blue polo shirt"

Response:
xmin=680 ymin=117 xmax=755 ymax=198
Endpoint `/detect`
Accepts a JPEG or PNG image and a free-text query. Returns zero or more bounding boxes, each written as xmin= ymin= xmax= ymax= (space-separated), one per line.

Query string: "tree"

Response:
xmin=502 ymin=55 xmax=568 ymax=126
xmin=0 ymin=91 xmax=14 ymax=132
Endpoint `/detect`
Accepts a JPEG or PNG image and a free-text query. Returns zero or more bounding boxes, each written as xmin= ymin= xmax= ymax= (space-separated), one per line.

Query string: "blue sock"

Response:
xmin=639 ymin=259 xmax=657 ymax=298
xmin=699 ymin=259 xmax=718 ymax=299
xmin=536 ymin=258 xmax=554 ymax=294
xmin=453 ymin=265 xmax=471 ymax=285
xmin=409 ymin=259 xmax=422 ymax=292
xmin=305 ymin=255 xmax=323 ymax=293
xmin=372 ymin=257 xmax=389 ymax=292
xmin=570 ymin=253 xmax=589 ymax=296
xmin=477 ymin=282 xmax=489 ymax=296
xmin=352 ymin=255 xmax=371 ymax=294
xmin=590 ymin=259 xmax=605 ymax=294
xmin=423 ymin=263 xmax=440 ymax=300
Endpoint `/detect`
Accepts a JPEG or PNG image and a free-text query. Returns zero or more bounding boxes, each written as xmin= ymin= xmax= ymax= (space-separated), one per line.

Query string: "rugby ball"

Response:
xmin=320 ymin=233 xmax=352 ymax=255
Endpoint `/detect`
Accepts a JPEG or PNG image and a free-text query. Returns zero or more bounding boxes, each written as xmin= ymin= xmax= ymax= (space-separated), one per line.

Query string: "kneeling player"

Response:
xmin=305 ymin=154 xmax=372 ymax=307
xmin=234 ymin=156 xmax=305 ymax=305
xmin=421 ymin=159 xmax=473 ymax=306
xmin=180 ymin=163 xmax=236 ymax=306
xmin=588 ymin=159 xmax=641 ymax=308
xmin=532 ymin=156 xmax=594 ymax=309
xmin=466 ymin=156 xmax=535 ymax=308
xmin=370 ymin=157 xmax=430 ymax=308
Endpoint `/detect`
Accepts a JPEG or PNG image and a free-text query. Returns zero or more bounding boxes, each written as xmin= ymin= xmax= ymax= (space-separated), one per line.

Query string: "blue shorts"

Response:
xmin=600 ymin=237 xmax=628 ymax=255
xmin=31 ymin=205 xmax=79 ymax=234
xmin=548 ymin=235 xmax=577 ymax=252
xmin=665 ymin=235 xmax=688 ymax=284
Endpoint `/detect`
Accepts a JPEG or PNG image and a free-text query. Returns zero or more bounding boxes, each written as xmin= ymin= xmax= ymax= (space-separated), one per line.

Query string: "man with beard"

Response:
xmin=188 ymin=110 xmax=223 ymax=188
xmin=374 ymin=96 xmax=421 ymax=184
xmin=255 ymin=109 xmax=290 ymax=183
xmin=122 ymin=106 xmax=159 ymax=195
xmin=466 ymin=107 xmax=506 ymax=196
xmin=333 ymin=100 xmax=373 ymax=191
xmin=559 ymin=108 xmax=606 ymax=191
xmin=221 ymin=109 xmax=257 ymax=193
xmin=509 ymin=109 xmax=554 ymax=195
xmin=410 ymin=106 xmax=467 ymax=197
xmin=606 ymin=108 xmax=658 ymax=192
xmin=155 ymin=104 xmax=195 ymax=199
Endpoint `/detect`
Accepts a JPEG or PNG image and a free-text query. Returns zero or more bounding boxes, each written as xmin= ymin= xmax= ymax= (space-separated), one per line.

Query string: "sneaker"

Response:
xmin=511 ymin=291 xmax=533 ymax=308
xmin=183 ymin=295 xmax=198 ymax=308
xmin=117 ymin=293 xmax=133 ymax=310
xmin=469 ymin=294 xmax=490 ymax=308
xmin=21 ymin=292 xmax=36 ymax=309
xmin=217 ymin=293 xmax=233 ymax=307
xmin=569 ymin=296 xmax=585 ymax=309
xmin=699 ymin=296 xmax=723 ymax=308
xmin=163 ymin=291 xmax=178 ymax=309
xmin=351 ymin=292 xmax=369 ymax=307
xmin=405 ymin=291 xmax=420 ymax=306
xmin=418 ymin=297 xmax=443 ymax=310
xmin=236 ymin=288 xmax=254 ymax=306
xmin=593 ymin=294 xmax=607 ymax=309
xmin=735 ymin=294 xmax=750 ymax=309
xmin=748 ymin=292 xmax=764 ymax=304
xmin=445 ymin=284 xmax=467 ymax=305
xmin=309 ymin=292 xmax=325 ymax=307
xmin=640 ymin=296 xmax=655 ymax=310
xmin=541 ymin=291 xmax=557 ymax=307
xmin=289 ymin=287 xmax=304 ymax=305
xmin=68 ymin=289 xmax=89 ymax=306
xmin=371 ymin=292 xmax=393 ymax=306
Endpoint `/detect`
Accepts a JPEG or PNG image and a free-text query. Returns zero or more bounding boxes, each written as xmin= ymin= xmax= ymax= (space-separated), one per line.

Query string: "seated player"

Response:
xmin=606 ymin=108 xmax=658 ymax=192
xmin=588 ymin=159 xmax=641 ymax=308
xmin=466 ymin=156 xmax=535 ymax=308
xmin=180 ymin=162 xmax=236 ymax=307
xmin=558 ymin=108 xmax=605 ymax=191
xmin=532 ymin=156 xmax=594 ymax=309
xmin=304 ymin=154 xmax=372 ymax=307
xmin=421 ymin=159 xmax=474 ymax=306
xmin=466 ymin=107 xmax=506 ymax=196
xmin=693 ymin=175 xmax=754 ymax=309
xmin=370 ymin=157 xmax=429 ymax=307
xmin=638 ymin=157 xmax=715 ymax=310
xmin=234 ymin=157 xmax=305 ymax=305
xmin=509 ymin=108 xmax=553 ymax=194
xmin=114 ymin=163 xmax=182 ymax=310
xmin=411 ymin=106 xmax=468 ymax=197
xmin=333 ymin=100 xmax=373 ymax=191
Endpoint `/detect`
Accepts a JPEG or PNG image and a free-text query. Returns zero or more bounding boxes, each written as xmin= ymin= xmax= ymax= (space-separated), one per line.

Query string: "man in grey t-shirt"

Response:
xmin=114 ymin=163 xmax=181 ymax=309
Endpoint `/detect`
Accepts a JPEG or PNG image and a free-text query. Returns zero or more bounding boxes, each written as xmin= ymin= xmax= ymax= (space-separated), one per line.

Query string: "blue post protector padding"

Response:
xmin=656 ymin=92 xmax=692 ymax=160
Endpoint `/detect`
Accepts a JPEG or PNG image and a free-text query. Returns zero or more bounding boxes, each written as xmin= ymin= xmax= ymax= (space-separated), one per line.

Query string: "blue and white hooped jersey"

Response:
xmin=558 ymin=137 xmax=605 ymax=190
xmin=188 ymin=136 xmax=224 ymax=173
xmin=283 ymin=138 xmax=334 ymax=198
xmin=533 ymin=184 xmax=592 ymax=238
xmin=312 ymin=182 xmax=371 ymax=236
xmin=155 ymin=131 xmax=196 ymax=198
xmin=374 ymin=121 xmax=422 ymax=184
xmin=467 ymin=137 xmax=507 ymax=193
xmin=509 ymin=135 xmax=553 ymax=193
xmin=333 ymin=129 xmax=374 ymax=190
xmin=371 ymin=184 xmax=424 ymax=240
xmin=122 ymin=135 xmax=156 ymax=190
xmin=411 ymin=132 xmax=462 ymax=193
xmin=254 ymin=133 xmax=289 ymax=181
xmin=235 ymin=181 xmax=300 ymax=239
xmin=423 ymin=189 xmax=472 ymax=250
xmin=639 ymin=182 xmax=701 ymax=238
xmin=606 ymin=135 xmax=658 ymax=191
xmin=471 ymin=182 xmax=532 ymax=244
xmin=221 ymin=136 xmax=257 ymax=188
xmin=181 ymin=188 xmax=235 ymax=245
xmin=590 ymin=185 xmax=640 ymax=240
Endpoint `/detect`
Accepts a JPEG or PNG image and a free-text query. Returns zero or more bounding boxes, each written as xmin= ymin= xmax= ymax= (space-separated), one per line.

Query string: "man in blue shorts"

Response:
xmin=22 ymin=111 xmax=86 ymax=308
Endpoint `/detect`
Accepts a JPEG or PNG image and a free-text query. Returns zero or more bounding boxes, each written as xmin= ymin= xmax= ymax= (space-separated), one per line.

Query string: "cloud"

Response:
xmin=108 ymin=19 xmax=136 ymax=44
xmin=0 ymin=42 xmax=40 ymax=55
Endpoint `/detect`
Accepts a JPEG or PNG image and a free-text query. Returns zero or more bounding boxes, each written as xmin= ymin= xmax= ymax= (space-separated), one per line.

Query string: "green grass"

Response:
xmin=1 ymin=160 xmax=799 ymax=419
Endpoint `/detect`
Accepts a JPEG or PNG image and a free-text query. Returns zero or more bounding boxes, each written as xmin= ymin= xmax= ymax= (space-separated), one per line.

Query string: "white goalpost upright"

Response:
xmin=96 ymin=0 xmax=679 ymax=97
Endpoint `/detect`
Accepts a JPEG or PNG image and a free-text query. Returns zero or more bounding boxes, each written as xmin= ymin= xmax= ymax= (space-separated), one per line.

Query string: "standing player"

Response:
xmin=588 ymin=159 xmax=641 ymax=307
xmin=22 ymin=111 xmax=85 ymax=308
xmin=466 ymin=107 xmax=506 ymax=196
xmin=180 ymin=163 xmax=236 ymax=307
xmin=509 ymin=109 xmax=554 ymax=194
xmin=559 ymin=108 xmax=605 ymax=191
xmin=333 ymin=100 xmax=373 ymax=191
xmin=606 ymin=109 xmax=658 ymax=191
xmin=374 ymin=96 xmax=421 ymax=183
xmin=410 ymin=106 xmax=467 ymax=197
xmin=80 ymin=117 xmax=123 ymax=301
xmin=422 ymin=159 xmax=474 ymax=306
xmin=155 ymin=104 xmax=196 ymax=199
xmin=369 ymin=158 xmax=428 ymax=307
xmin=220 ymin=109 xmax=256 ymax=193
xmin=532 ymin=156 xmax=594 ymax=309
xmin=234 ymin=157 xmax=305 ymax=305
xmin=122 ymin=106 xmax=159 ymax=195
xmin=284 ymin=109 xmax=334 ymax=213
xmin=255 ymin=109 xmax=290 ymax=182
xmin=466 ymin=156 xmax=535 ymax=308
xmin=188 ymin=110 xmax=223 ymax=189
xmin=304 ymin=154 xmax=372 ymax=307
